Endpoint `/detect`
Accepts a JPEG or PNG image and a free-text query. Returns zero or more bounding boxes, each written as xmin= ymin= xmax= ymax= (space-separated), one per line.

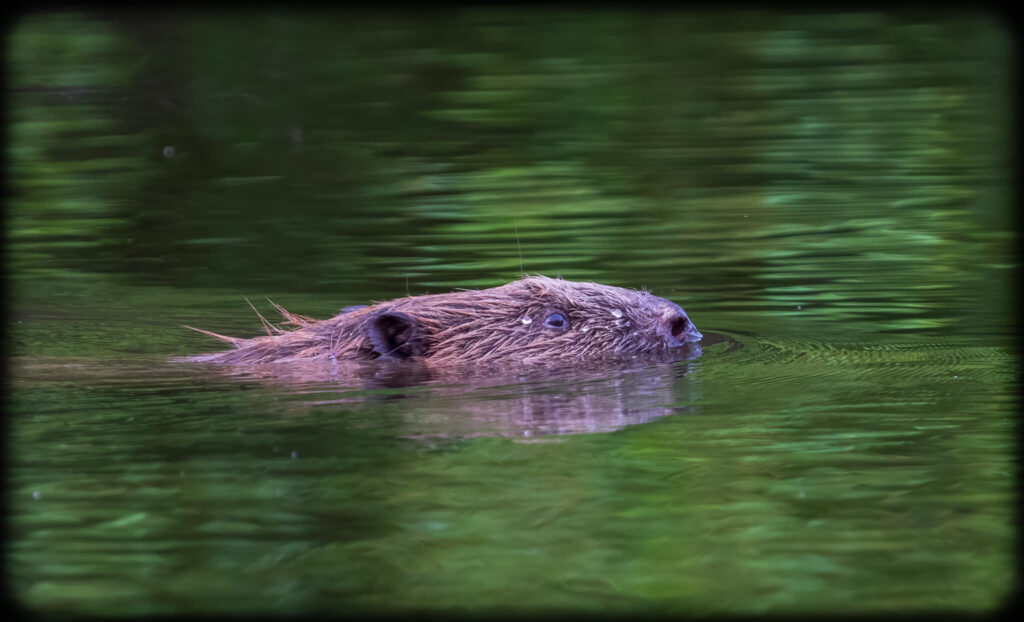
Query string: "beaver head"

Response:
xmin=187 ymin=276 xmax=701 ymax=365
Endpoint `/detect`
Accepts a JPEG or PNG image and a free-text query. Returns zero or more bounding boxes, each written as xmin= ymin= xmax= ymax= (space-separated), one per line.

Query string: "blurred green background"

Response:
xmin=7 ymin=10 xmax=1016 ymax=616
xmin=8 ymin=11 xmax=1012 ymax=328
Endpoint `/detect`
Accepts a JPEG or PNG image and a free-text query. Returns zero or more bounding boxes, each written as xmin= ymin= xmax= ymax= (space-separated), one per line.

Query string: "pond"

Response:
xmin=7 ymin=10 xmax=1015 ymax=615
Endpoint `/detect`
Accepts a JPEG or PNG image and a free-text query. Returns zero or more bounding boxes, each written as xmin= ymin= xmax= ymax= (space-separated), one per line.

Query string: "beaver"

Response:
xmin=186 ymin=275 xmax=702 ymax=366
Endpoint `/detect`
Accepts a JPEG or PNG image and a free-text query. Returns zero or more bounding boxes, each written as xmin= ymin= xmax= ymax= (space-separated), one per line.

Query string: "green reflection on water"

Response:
xmin=7 ymin=9 xmax=1015 ymax=616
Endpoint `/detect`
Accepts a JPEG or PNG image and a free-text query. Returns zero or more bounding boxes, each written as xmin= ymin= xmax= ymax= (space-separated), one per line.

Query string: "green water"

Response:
xmin=7 ymin=10 xmax=1016 ymax=615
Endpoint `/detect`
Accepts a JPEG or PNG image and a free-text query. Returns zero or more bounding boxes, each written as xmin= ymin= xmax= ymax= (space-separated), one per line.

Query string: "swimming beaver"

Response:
xmin=187 ymin=275 xmax=701 ymax=365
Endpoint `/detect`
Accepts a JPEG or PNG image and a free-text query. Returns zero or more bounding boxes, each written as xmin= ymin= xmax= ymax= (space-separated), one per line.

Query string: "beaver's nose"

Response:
xmin=658 ymin=303 xmax=702 ymax=346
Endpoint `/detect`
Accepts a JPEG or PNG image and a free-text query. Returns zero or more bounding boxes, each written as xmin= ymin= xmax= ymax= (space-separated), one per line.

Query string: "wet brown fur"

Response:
xmin=187 ymin=276 xmax=698 ymax=365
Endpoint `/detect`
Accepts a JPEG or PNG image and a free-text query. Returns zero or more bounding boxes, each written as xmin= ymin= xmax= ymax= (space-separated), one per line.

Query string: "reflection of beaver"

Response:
xmin=180 ymin=355 xmax=700 ymax=437
xmin=187 ymin=275 xmax=701 ymax=365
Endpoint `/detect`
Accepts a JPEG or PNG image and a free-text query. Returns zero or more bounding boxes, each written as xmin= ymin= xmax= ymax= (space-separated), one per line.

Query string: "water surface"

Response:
xmin=7 ymin=10 xmax=1015 ymax=615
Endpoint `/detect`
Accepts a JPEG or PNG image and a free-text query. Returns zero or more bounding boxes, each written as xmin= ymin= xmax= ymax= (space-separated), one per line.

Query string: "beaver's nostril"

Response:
xmin=669 ymin=315 xmax=690 ymax=341
xmin=661 ymin=308 xmax=700 ymax=344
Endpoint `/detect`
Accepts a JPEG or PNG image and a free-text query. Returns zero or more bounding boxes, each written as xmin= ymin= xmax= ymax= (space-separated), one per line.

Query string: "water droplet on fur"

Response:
xmin=521 ymin=317 xmax=532 ymax=325
xmin=580 ymin=326 xmax=590 ymax=333
xmin=610 ymin=309 xmax=623 ymax=318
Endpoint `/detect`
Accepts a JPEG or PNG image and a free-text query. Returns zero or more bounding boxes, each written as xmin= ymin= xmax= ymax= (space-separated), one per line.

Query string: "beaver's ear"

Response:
xmin=367 ymin=312 xmax=429 ymax=359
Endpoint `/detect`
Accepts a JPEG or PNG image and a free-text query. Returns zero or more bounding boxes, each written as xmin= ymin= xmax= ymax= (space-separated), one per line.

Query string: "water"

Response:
xmin=7 ymin=10 xmax=1015 ymax=615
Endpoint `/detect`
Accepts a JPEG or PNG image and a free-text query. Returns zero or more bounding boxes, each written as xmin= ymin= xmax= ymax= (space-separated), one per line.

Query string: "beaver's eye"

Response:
xmin=543 ymin=312 xmax=567 ymax=330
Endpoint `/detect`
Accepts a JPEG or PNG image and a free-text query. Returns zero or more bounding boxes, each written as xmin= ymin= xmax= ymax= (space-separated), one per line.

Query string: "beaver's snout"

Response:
xmin=658 ymin=302 xmax=702 ymax=346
